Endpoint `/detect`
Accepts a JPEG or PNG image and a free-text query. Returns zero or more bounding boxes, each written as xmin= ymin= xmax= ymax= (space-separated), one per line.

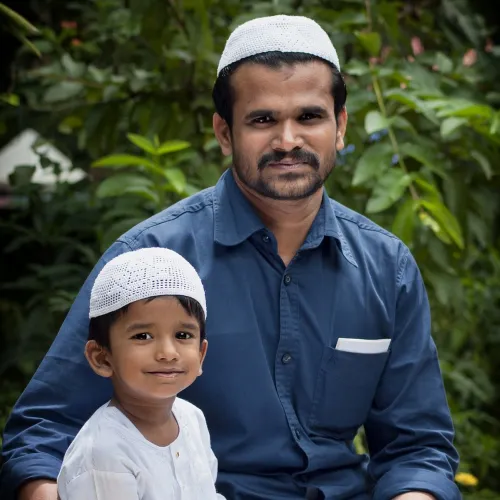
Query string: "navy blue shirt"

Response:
xmin=1 ymin=170 xmax=459 ymax=499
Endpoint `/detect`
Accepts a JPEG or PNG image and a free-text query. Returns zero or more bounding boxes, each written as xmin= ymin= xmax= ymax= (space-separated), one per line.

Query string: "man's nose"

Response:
xmin=271 ymin=121 xmax=304 ymax=151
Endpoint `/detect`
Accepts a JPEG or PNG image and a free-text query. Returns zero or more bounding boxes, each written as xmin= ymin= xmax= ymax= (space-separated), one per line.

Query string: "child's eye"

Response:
xmin=132 ymin=332 xmax=152 ymax=340
xmin=176 ymin=331 xmax=193 ymax=340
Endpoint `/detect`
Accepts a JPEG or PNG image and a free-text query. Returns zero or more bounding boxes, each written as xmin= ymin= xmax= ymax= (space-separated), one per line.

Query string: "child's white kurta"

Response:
xmin=57 ymin=398 xmax=225 ymax=500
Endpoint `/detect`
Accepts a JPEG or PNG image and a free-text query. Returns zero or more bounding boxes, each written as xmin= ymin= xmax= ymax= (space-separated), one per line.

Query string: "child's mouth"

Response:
xmin=147 ymin=370 xmax=184 ymax=378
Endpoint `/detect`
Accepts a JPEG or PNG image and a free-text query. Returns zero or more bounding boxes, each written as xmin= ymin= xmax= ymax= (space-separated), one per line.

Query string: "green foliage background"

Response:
xmin=1 ymin=0 xmax=499 ymax=497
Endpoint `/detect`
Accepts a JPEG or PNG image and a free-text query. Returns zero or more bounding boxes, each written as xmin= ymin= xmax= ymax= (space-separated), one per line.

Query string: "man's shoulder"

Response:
xmin=329 ymin=198 xmax=398 ymax=242
xmin=328 ymin=197 xmax=411 ymax=274
xmin=119 ymin=185 xmax=216 ymax=249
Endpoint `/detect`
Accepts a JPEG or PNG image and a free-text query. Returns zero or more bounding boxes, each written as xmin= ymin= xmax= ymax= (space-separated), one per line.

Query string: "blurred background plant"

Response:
xmin=0 ymin=0 xmax=499 ymax=497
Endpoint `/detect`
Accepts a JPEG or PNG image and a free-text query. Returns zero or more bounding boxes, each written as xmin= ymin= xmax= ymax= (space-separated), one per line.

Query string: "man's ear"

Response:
xmin=85 ymin=340 xmax=114 ymax=378
xmin=213 ymin=113 xmax=232 ymax=156
xmin=335 ymin=107 xmax=348 ymax=152
xmin=198 ymin=339 xmax=208 ymax=376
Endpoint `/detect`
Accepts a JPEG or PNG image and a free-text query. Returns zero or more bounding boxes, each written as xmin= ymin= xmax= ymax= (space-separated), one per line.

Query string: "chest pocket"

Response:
xmin=308 ymin=346 xmax=389 ymax=436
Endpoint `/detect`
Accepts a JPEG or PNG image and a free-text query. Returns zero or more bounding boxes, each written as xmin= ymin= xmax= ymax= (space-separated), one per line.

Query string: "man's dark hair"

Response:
xmin=88 ymin=295 xmax=206 ymax=351
xmin=212 ymin=51 xmax=347 ymax=129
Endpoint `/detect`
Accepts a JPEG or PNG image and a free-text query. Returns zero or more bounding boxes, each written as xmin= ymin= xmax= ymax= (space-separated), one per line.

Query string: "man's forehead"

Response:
xmin=231 ymin=62 xmax=333 ymax=102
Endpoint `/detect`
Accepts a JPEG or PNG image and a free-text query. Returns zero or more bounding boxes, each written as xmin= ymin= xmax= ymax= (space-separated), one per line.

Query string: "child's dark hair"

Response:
xmin=88 ymin=295 xmax=206 ymax=350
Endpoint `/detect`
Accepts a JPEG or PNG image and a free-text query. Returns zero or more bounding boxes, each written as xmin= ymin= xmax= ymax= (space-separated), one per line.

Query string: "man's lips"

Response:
xmin=267 ymin=161 xmax=310 ymax=169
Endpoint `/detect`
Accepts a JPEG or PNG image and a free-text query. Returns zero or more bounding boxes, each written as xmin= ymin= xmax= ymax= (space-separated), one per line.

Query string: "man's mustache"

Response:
xmin=258 ymin=150 xmax=320 ymax=171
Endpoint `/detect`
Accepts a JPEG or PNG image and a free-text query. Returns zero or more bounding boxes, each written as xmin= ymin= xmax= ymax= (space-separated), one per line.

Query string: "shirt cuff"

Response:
xmin=0 ymin=453 xmax=61 ymax=500
xmin=372 ymin=467 xmax=461 ymax=500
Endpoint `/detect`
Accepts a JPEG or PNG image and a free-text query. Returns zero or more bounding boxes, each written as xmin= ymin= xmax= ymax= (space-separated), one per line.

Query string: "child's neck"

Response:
xmin=111 ymin=395 xmax=179 ymax=447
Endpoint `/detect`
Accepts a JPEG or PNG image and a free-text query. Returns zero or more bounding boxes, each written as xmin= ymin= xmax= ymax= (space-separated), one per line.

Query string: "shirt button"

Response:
xmin=283 ymin=274 xmax=292 ymax=285
xmin=262 ymin=234 xmax=270 ymax=243
xmin=282 ymin=353 xmax=292 ymax=364
xmin=295 ymin=428 xmax=301 ymax=440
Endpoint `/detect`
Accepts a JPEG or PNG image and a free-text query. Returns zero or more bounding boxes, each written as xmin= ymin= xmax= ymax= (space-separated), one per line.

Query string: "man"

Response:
xmin=1 ymin=15 xmax=460 ymax=500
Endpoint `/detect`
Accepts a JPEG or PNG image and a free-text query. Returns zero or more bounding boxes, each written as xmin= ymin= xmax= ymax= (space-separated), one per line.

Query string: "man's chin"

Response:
xmin=257 ymin=179 xmax=324 ymax=201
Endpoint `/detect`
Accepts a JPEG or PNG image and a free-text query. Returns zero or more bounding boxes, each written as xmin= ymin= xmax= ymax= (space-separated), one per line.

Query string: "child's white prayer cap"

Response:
xmin=89 ymin=248 xmax=206 ymax=319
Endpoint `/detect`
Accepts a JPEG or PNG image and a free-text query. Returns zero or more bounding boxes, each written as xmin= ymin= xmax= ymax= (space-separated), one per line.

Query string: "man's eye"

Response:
xmin=253 ymin=116 xmax=273 ymax=124
xmin=132 ymin=333 xmax=152 ymax=340
xmin=300 ymin=113 xmax=320 ymax=121
xmin=176 ymin=331 xmax=193 ymax=340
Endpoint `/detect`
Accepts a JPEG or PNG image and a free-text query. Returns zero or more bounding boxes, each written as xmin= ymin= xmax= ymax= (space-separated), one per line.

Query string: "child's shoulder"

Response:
xmin=60 ymin=402 xmax=138 ymax=480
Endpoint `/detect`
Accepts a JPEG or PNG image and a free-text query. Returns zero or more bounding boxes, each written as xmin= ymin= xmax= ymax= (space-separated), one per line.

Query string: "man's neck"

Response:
xmin=234 ymin=175 xmax=323 ymax=266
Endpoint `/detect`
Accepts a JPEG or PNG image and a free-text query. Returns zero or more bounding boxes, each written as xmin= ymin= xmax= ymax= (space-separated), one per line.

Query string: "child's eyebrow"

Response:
xmin=178 ymin=322 xmax=200 ymax=331
xmin=125 ymin=322 xmax=154 ymax=333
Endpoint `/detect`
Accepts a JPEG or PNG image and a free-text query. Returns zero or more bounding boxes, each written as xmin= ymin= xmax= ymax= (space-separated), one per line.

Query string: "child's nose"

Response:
xmin=154 ymin=338 xmax=179 ymax=361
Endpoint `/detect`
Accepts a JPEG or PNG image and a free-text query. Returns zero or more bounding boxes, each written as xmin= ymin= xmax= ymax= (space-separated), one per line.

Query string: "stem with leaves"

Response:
xmin=364 ymin=0 xmax=420 ymax=202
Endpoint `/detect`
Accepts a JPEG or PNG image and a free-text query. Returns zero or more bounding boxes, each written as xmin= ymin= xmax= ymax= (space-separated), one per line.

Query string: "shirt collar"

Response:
xmin=213 ymin=169 xmax=358 ymax=268
xmin=213 ymin=169 xmax=266 ymax=246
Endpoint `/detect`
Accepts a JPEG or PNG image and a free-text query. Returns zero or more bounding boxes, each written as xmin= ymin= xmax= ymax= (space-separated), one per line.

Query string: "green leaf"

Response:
xmin=384 ymin=89 xmax=438 ymax=124
xmin=418 ymin=210 xmax=451 ymax=244
xmin=157 ymin=140 xmax=191 ymax=155
xmin=344 ymin=60 xmax=371 ymax=76
xmin=0 ymin=93 xmax=20 ymax=106
xmin=95 ymin=173 xmax=154 ymax=198
xmin=92 ymin=154 xmax=157 ymax=170
xmin=354 ymin=31 xmax=381 ymax=57
xmin=364 ymin=110 xmax=388 ymax=135
xmin=0 ymin=3 xmax=38 ymax=33
xmin=352 ymin=142 xmax=393 ymax=186
xmin=436 ymin=100 xmax=493 ymax=119
xmin=58 ymin=115 xmax=83 ymax=134
xmin=61 ymin=54 xmax=85 ymax=78
xmin=420 ymin=199 xmax=464 ymax=249
xmin=392 ymin=198 xmax=416 ymax=244
xmin=400 ymin=143 xmax=437 ymax=169
xmin=470 ymin=150 xmax=492 ymax=180
xmin=366 ymin=170 xmax=412 ymax=213
xmin=164 ymin=168 xmax=187 ymax=194
xmin=413 ymin=176 xmax=442 ymax=201
xmin=435 ymin=52 xmax=454 ymax=73
xmin=389 ymin=116 xmax=417 ymax=134
xmin=127 ymin=133 xmax=157 ymax=154
xmin=427 ymin=238 xmax=455 ymax=273
xmin=44 ymin=81 xmax=84 ymax=103
xmin=440 ymin=117 xmax=467 ymax=138
xmin=489 ymin=111 xmax=500 ymax=135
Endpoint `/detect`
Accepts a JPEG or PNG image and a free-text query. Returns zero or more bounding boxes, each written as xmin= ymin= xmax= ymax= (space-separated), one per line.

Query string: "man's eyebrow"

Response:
xmin=244 ymin=109 xmax=276 ymax=120
xmin=300 ymin=105 xmax=329 ymax=115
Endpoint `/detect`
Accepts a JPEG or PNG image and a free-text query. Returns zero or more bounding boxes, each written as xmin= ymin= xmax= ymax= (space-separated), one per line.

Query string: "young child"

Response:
xmin=57 ymin=247 xmax=225 ymax=500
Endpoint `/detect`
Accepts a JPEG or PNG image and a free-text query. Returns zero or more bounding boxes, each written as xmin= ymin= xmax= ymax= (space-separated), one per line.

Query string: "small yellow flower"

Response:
xmin=455 ymin=472 xmax=479 ymax=487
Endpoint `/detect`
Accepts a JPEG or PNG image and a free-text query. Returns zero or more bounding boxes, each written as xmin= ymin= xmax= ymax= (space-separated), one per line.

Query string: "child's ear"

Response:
xmin=198 ymin=340 xmax=208 ymax=376
xmin=85 ymin=340 xmax=114 ymax=378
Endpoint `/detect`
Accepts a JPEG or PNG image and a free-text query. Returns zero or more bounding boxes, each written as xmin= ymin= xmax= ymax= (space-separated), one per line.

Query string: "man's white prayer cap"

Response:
xmin=89 ymin=248 xmax=207 ymax=319
xmin=217 ymin=15 xmax=341 ymax=76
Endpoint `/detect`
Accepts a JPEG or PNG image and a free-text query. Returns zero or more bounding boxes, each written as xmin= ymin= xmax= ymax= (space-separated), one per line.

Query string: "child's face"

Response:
xmin=89 ymin=296 xmax=207 ymax=404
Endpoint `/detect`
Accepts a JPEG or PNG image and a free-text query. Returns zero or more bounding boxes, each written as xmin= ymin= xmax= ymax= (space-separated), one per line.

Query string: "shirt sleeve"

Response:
xmin=58 ymin=470 xmax=139 ymax=500
xmin=0 ymin=241 xmax=132 ymax=500
xmin=365 ymin=246 xmax=460 ymax=500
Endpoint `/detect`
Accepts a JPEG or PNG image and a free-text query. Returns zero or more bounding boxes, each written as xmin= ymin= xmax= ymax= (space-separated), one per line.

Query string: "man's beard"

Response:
xmin=232 ymin=148 xmax=336 ymax=201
